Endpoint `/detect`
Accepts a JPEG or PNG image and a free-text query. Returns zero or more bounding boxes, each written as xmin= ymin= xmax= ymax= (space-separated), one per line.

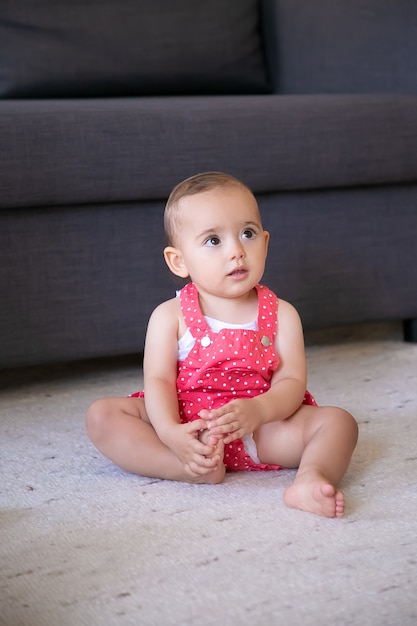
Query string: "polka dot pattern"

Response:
xmin=130 ymin=283 xmax=317 ymax=471
xmin=176 ymin=283 xmax=295 ymax=471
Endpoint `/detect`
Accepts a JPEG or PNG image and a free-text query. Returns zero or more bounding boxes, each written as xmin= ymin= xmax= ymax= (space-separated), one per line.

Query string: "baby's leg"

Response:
xmin=255 ymin=405 xmax=358 ymax=517
xmin=85 ymin=397 xmax=224 ymax=484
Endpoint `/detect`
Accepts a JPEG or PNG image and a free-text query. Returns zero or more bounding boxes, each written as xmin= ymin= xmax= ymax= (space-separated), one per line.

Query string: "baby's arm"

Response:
xmin=144 ymin=298 xmax=222 ymax=475
xmin=200 ymin=300 xmax=308 ymax=443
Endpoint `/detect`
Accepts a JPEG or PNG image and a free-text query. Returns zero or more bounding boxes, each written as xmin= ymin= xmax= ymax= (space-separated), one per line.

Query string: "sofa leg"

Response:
xmin=403 ymin=318 xmax=417 ymax=342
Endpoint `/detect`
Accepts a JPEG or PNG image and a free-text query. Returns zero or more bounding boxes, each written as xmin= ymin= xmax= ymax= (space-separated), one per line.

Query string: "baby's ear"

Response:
xmin=263 ymin=230 xmax=270 ymax=255
xmin=164 ymin=246 xmax=189 ymax=278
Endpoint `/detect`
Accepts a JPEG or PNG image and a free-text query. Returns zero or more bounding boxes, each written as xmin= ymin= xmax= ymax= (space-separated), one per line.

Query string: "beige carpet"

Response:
xmin=1 ymin=322 xmax=417 ymax=626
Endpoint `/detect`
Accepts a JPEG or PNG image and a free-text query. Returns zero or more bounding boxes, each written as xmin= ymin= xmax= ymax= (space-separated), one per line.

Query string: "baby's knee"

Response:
xmin=333 ymin=407 xmax=359 ymax=441
xmin=85 ymin=398 xmax=112 ymax=444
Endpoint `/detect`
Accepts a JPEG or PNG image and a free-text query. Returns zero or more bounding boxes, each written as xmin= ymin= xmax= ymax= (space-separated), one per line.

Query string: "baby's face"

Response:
xmin=174 ymin=185 xmax=269 ymax=301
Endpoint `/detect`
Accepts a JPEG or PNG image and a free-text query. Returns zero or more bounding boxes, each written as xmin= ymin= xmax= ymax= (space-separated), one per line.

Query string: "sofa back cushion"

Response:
xmin=0 ymin=0 xmax=270 ymax=97
xmin=263 ymin=0 xmax=417 ymax=94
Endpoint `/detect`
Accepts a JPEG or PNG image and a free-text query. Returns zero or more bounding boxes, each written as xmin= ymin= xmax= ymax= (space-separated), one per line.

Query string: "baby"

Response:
xmin=86 ymin=171 xmax=358 ymax=517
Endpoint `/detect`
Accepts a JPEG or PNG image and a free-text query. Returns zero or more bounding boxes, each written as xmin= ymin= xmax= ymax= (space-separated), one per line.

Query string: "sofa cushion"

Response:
xmin=2 ymin=94 xmax=417 ymax=209
xmin=0 ymin=0 xmax=270 ymax=98
xmin=263 ymin=0 xmax=417 ymax=94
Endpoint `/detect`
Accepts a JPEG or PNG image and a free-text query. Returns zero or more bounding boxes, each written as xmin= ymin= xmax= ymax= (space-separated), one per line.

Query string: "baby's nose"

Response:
xmin=230 ymin=240 xmax=245 ymax=259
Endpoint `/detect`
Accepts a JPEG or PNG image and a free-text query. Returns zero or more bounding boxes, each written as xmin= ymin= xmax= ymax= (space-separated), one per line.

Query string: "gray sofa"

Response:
xmin=1 ymin=0 xmax=417 ymax=370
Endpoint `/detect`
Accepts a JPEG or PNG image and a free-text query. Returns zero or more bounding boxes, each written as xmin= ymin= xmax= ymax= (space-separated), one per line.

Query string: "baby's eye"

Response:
xmin=242 ymin=228 xmax=256 ymax=239
xmin=204 ymin=235 xmax=221 ymax=247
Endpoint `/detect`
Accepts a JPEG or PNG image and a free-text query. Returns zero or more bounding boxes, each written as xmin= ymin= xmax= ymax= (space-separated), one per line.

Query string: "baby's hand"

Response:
xmin=199 ymin=399 xmax=261 ymax=444
xmin=165 ymin=421 xmax=222 ymax=478
xmin=198 ymin=428 xmax=224 ymax=462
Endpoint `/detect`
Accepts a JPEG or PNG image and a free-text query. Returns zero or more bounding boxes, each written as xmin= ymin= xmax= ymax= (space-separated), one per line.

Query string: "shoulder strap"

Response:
xmin=256 ymin=284 xmax=279 ymax=338
xmin=179 ymin=283 xmax=278 ymax=338
xmin=179 ymin=282 xmax=210 ymax=338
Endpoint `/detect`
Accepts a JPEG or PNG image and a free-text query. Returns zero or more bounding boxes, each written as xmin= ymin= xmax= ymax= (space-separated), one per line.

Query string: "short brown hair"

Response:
xmin=164 ymin=171 xmax=254 ymax=246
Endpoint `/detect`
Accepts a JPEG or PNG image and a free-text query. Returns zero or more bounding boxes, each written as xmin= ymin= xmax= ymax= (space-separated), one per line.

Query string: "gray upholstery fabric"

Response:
xmin=0 ymin=0 xmax=269 ymax=98
xmin=2 ymin=186 xmax=417 ymax=368
xmin=2 ymin=94 xmax=417 ymax=209
xmin=260 ymin=186 xmax=417 ymax=328
xmin=0 ymin=201 xmax=168 ymax=367
xmin=1 ymin=0 xmax=417 ymax=368
xmin=263 ymin=0 xmax=417 ymax=94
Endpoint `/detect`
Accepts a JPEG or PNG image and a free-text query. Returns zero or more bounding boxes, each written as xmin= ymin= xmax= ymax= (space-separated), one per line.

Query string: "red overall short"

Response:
xmin=133 ymin=282 xmax=316 ymax=471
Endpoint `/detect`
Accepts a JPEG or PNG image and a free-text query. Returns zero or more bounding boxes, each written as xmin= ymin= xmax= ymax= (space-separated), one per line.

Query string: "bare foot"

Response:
xmin=283 ymin=473 xmax=345 ymax=518
xmin=198 ymin=428 xmax=216 ymax=446
xmin=188 ymin=430 xmax=225 ymax=485
xmin=189 ymin=462 xmax=226 ymax=484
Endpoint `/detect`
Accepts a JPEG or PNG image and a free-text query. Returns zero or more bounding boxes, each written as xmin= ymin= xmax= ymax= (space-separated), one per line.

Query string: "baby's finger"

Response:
xmin=199 ymin=405 xmax=230 ymax=421
xmin=210 ymin=417 xmax=239 ymax=435
xmin=189 ymin=455 xmax=219 ymax=474
xmin=186 ymin=418 xmax=208 ymax=434
xmin=223 ymin=430 xmax=244 ymax=444
xmin=193 ymin=438 xmax=214 ymax=457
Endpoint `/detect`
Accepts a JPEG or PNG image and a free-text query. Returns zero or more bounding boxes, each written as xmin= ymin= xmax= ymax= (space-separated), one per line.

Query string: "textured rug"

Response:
xmin=1 ymin=323 xmax=417 ymax=626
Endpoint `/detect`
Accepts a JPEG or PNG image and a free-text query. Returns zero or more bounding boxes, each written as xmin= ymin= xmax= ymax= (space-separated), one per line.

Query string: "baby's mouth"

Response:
xmin=228 ymin=267 xmax=248 ymax=277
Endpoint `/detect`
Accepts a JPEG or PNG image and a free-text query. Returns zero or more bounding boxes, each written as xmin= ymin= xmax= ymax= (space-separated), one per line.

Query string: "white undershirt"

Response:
xmin=178 ymin=315 xmax=258 ymax=361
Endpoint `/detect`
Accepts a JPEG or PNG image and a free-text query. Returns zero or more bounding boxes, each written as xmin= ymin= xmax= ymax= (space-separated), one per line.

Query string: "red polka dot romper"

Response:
xmin=175 ymin=282 xmax=317 ymax=472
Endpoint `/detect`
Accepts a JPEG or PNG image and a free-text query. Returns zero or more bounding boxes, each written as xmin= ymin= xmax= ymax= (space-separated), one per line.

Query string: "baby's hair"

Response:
xmin=164 ymin=171 xmax=255 ymax=246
